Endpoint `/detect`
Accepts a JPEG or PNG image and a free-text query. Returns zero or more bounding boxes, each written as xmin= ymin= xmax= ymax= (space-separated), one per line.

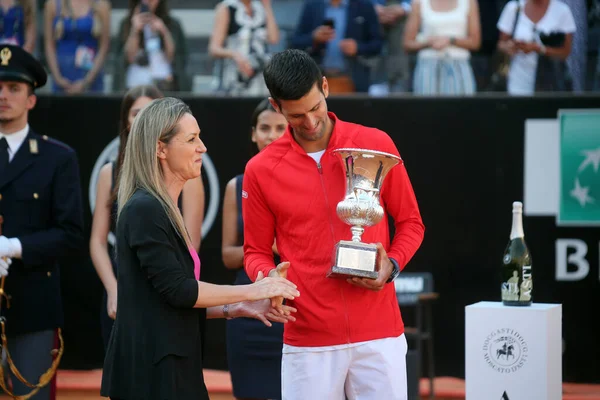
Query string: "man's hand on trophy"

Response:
xmin=0 ymin=256 xmax=12 ymax=277
xmin=268 ymin=261 xmax=291 ymax=313
xmin=347 ymin=243 xmax=393 ymax=291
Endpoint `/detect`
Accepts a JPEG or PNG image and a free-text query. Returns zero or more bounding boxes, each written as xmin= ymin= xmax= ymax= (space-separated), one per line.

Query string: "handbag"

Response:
xmin=486 ymin=2 xmax=521 ymax=92
xmin=534 ymin=31 xmax=573 ymax=92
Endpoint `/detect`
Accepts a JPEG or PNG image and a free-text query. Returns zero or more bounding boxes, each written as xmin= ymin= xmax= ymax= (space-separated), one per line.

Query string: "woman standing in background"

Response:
xmin=496 ymin=0 xmax=576 ymax=95
xmin=90 ymin=84 xmax=205 ymax=350
xmin=209 ymin=0 xmax=279 ymax=96
xmin=116 ymin=0 xmax=188 ymax=91
xmin=221 ymin=98 xmax=288 ymax=400
xmin=0 ymin=0 xmax=37 ymax=53
xmin=43 ymin=0 xmax=111 ymax=94
xmin=403 ymin=0 xmax=482 ymax=95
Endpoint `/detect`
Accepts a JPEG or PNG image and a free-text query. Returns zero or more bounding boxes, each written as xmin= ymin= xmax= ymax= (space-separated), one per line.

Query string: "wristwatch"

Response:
xmin=386 ymin=258 xmax=400 ymax=283
xmin=449 ymin=37 xmax=456 ymax=45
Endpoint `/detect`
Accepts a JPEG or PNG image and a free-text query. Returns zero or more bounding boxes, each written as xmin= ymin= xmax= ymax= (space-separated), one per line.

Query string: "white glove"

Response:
xmin=0 ymin=257 xmax=11 ymax=277
xmin=0 ymin=236 xmax=21 ymax=259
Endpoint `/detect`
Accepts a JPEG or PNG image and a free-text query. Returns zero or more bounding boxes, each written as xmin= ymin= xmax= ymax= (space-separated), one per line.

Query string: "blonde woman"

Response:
xmin=89 ymin=85 xmax=205 ymax=351
xmin=100 ymin=97 xmax=299 ymax=400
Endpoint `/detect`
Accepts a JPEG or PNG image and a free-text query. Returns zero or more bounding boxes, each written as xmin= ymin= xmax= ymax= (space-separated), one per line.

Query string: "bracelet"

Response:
xmin=223 ymin=304 xmax=233 ymax=320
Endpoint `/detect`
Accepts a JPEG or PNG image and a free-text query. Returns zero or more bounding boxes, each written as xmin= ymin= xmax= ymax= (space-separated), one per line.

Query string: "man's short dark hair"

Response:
xmin=263 ymin=49 xmax=323 ymax=105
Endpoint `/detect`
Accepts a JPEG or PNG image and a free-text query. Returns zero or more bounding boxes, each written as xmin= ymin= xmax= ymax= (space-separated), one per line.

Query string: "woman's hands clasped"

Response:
xmin=236 ymin=261 xmax=299 ymax=326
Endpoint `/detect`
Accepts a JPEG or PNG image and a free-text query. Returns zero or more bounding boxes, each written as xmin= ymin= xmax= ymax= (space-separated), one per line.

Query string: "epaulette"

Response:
xmin=40 ymin=135 xmax=73 ymax=152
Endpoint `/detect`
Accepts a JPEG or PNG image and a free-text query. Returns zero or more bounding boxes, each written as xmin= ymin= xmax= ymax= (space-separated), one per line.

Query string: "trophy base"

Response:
xmin=327 ymin=240 xmax=378 ymax=280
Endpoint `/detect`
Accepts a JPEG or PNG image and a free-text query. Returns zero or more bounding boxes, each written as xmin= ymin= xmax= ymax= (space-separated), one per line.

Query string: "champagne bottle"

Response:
xmin=501 ymin=201 xmax=533 ymax=306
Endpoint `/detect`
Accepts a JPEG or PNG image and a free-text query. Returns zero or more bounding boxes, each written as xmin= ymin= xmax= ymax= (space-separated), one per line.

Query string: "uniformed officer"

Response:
xmin=0 ymin=45 xmax=84 ymax=399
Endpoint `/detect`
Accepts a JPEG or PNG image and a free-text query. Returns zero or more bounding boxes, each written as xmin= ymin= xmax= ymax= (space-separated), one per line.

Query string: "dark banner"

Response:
xmin=28 ymin=94 xmax=600 ymax=383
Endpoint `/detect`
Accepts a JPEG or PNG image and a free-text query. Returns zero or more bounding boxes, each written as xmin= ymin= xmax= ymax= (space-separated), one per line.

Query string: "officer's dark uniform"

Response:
xmin=0 ymin=45 xmax=84 ymax=399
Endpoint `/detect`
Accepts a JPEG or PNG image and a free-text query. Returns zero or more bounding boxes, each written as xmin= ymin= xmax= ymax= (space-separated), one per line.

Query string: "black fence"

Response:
xmin=29 ymin=93 xmax=600 ymax=383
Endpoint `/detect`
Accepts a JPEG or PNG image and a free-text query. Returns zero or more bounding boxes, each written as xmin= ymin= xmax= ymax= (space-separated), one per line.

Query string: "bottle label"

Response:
xmin=501 ymin=270 xmax=520 ymax=301
xmin=501 ymin=265 xmax=533 ymax=302
xmin=520 ymin=265 xmax=533 ymax=301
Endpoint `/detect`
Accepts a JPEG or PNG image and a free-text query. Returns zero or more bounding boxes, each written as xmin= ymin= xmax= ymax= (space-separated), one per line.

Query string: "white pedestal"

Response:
xmin=465 ymin=301 xmax=562 ymax=400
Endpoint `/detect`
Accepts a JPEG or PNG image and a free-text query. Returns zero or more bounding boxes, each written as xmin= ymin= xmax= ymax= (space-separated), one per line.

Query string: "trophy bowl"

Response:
xmin=327 ymin=148 xmax=402 ymax=280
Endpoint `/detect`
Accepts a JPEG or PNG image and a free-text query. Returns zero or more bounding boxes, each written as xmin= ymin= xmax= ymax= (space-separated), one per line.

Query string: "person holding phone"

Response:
xmin=114 ymin=0 xmax=188 ymax=91
xmin=496 ymin=0 xmax=576 ymax=95
xmin=290 ymin=0 xmax=383 ymax=93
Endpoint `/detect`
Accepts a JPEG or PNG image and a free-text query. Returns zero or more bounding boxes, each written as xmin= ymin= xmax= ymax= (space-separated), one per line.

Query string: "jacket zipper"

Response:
xmin=317 ymin=160 xmax=351 ymax=344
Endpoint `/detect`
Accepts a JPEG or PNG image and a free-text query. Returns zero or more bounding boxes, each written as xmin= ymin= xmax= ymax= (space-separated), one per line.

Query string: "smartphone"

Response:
xmin=140 ymin=2 xmax=150 ymax=13
xmin=323 ymin=18 xmax=335 ymax=29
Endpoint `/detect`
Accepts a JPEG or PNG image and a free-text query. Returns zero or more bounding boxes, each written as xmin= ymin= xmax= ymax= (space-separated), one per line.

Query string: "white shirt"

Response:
xmin=497 ymin=0 xmax=576 ymax=95
xmin=418 ymin=0 xmax=471 ymax=60
xmin=0 ymin=124 xmax=29 ymax=162
xmin=307 ymin=150 xmax=326 ymax=164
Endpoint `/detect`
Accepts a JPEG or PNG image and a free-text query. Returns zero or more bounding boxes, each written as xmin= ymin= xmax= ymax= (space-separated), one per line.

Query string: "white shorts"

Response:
xmin=281 ymin=334 xmax=408 ymax=400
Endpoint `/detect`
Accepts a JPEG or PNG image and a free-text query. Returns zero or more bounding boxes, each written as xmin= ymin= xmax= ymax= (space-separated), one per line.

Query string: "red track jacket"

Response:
xmin=242 ymin=113 xmax=425 ymax=347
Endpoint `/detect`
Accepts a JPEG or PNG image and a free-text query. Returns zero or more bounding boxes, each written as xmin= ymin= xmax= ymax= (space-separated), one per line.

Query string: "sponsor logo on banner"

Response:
xmin=482 ymin=328 xmax=528 ymax=374
xmin=524 ymin=110 xmax=600 ymax=282
xmin=558 ymin=111 xmax=600 ymax=226
xmin=89 ymin=138 xmax=221 ymax=245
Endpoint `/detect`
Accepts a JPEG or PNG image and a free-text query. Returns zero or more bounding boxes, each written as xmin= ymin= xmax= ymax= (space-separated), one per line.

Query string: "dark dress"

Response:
xmin=100 ymin=162 xmax=187 ymax=351
xmin=100 ymin=189 xmax=208 ymax=400
xmin=225 ymin=174 xmax=284 ymax=399
xmin=99 ymin=162 xmax=119 ymax=351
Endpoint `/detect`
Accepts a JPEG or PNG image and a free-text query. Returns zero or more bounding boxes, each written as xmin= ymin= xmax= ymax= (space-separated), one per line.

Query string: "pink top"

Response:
xmin=189 ymin=246 xmax=201 ymax=280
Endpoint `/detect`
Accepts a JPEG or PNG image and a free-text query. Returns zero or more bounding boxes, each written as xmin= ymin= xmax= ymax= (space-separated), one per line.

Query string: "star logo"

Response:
xmin=569 ymin=147 xmax=600 ymax=208
xmin=570 ymin=178 xmax=594 ymax=207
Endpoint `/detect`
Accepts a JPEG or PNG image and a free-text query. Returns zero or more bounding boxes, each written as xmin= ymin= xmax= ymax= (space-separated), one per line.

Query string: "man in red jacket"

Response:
xmin=242 ymin=49 xmax=425 ymax=400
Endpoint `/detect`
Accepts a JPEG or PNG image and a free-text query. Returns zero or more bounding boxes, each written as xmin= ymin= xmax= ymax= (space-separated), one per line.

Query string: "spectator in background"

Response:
xmin=496 ymin=0 xmax=576 ymax=95
xmin=221 ymin=98 xmax=288 ymax=400
xmin=369 ymin=0 xmax=412 ymax=94
xmin=115 ymin=0 xmax=188 ymax=92
xmin=43 ymin=0 xmax=111 ymax=94
xmin=403 ymin=0 xmax=481 ymax=95
xmin=290 ymin=0 xmax=383 ymax=94
xmin=0 ymin=0 xmax=36 ymax=54
xmin=90 ymin=84 xmax=205 ymax=351
xmin=209 ymin=0 xmax=279 ymax=96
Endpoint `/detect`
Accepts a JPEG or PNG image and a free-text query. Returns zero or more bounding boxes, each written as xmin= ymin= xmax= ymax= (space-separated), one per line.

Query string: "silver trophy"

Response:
xmin=327 ymin=148 xmax=402 ymax=280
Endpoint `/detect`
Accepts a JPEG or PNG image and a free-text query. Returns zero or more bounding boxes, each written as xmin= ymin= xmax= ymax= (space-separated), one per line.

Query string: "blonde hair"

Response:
xmin=117 ymin=97 xmax=193 ymax=248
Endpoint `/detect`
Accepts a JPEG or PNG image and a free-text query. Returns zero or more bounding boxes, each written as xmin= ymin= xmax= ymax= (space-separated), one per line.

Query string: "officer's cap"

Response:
xmin=0 ymin=45 xmax=47 ymax=89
